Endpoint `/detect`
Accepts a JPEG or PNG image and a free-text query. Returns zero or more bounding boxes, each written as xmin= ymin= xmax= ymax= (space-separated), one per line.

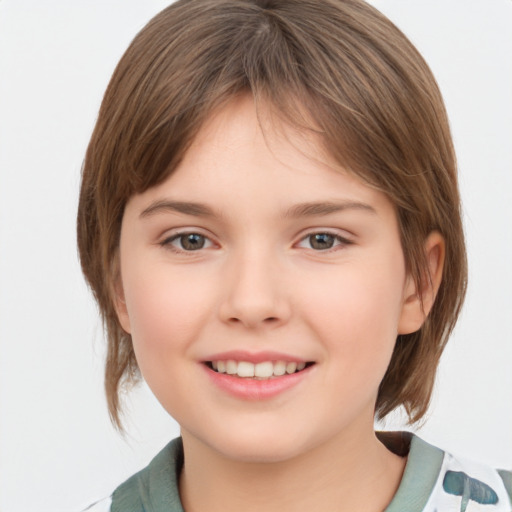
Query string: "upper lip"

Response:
xmin=202 ymin=350 xmax=310 ymax=364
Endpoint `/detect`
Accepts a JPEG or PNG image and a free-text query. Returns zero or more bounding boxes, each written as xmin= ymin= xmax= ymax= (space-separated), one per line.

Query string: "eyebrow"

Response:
xmin=140 ymin=200 xmax=217 ymax=219
xmin=139 ymin=199 xmax=377 ymax=219
xmin=284 ymin=201 xmax=377 ymax=218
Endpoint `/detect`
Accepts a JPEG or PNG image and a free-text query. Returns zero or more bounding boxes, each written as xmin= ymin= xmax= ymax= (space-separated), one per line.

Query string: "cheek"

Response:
xmin=122 ymin=265 xmax=215 ymax=367
xmin=303 ymin=258 xmax=405 ymax=368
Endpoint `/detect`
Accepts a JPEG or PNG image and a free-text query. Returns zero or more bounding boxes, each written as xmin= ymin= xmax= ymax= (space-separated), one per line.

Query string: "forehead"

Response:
xmin=125 ymin=94 xmax=395 ymax=223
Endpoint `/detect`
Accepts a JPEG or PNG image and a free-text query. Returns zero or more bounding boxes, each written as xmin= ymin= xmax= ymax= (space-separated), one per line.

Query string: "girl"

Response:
xmin=77 ymin=1 xmax=511 ymax=510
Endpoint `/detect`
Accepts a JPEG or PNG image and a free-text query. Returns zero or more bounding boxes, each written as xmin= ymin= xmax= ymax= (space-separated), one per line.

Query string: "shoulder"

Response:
xmin=386 ymin=432 xmax=512 ymax=512
xmin=82 ymin=438 xmax=183 ymax=512
xmin=110 ymin=437 xmax=184 ymax=512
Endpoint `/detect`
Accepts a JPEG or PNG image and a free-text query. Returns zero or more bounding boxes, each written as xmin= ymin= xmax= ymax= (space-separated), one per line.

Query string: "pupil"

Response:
xmin=182 ymin=234 xmax=205 ymax=250
xmin=310 ymin=233 xmax=334 ymax=250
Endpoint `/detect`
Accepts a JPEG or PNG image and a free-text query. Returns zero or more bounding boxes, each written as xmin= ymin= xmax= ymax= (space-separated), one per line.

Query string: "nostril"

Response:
xmin=226 ymin=316 xmax=280 ymax=326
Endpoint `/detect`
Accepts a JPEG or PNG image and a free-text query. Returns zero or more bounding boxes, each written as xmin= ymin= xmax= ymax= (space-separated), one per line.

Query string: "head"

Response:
xmin=78 ymin=0 xmax=467 ymax=430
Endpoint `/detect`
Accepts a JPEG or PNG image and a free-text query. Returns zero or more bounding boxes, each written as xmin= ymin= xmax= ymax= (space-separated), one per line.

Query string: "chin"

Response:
xmin=218 ymin=441 xmax=305 ymax=464
xmin=189 ymin=425 xmax=311 ymax=464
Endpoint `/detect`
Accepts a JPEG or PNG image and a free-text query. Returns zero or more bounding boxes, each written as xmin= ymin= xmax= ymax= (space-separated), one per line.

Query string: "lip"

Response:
xmin=202 ymin=358 xmax=314 ymax=401
xmin=202 ymin=350 xmax=308 ymax=364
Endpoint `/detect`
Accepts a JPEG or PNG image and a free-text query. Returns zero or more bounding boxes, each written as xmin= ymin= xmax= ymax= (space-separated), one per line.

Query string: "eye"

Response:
xmin=297 ymin=232 xmax=352 ymax=251
xmin=161 ymin=232 xmax=213 ymax=252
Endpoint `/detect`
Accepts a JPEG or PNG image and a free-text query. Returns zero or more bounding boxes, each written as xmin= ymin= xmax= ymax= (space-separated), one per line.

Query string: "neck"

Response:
xmin=179 ymin=426 xmax=406 ymax=512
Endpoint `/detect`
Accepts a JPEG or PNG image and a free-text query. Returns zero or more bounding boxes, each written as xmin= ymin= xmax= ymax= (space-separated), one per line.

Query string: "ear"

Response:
xmin=110 ymin=254 xmax=132 ymax=334
xmin=398 ymin=231 xmax=445 ymax=335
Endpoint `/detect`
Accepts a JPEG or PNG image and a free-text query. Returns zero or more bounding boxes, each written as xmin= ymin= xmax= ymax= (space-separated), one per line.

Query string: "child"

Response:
xmin=77 ymin=0 xmax=511 ymax=511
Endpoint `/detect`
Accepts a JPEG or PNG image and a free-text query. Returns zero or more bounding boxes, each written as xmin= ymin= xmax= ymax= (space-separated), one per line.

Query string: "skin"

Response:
xmin=115 ymin=95 xmax=444 ymax=512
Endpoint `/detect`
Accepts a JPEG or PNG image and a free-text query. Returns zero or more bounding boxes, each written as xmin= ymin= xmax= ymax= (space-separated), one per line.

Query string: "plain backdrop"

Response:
xmin=0 ymin=1 xmax=511 ymax=511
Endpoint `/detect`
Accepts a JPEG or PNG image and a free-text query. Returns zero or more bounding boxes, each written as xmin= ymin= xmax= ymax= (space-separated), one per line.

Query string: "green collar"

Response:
xmin=383 ymin=432 xmax=444 ymax=512
xmin=111 ymin=438 xmax=185 ymax=512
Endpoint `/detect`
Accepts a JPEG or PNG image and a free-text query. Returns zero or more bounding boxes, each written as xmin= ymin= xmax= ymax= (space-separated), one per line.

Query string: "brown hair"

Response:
xmin=78 ymin=0 xmax=467 ymax=429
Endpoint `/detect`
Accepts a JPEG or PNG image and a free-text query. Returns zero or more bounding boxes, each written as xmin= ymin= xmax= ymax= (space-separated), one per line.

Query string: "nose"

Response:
xmin=218 ymin=248 xmax=291 ymax=330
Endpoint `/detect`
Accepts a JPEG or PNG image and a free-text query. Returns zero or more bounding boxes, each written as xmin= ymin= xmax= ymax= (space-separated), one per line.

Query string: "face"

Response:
xmin=116 ymin=95 xmax=422 ymax=463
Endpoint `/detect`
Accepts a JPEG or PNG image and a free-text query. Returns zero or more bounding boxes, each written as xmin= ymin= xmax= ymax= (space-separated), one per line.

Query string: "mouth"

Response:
xmin=205 ymin=360 xmax=315 ymax=380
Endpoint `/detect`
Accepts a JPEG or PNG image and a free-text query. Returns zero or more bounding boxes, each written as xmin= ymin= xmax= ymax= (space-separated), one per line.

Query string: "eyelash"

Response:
xmin=159 ymin=230 xmax=353 ymax=254
xmin=296 ymin=232 xmax=353 ymax=252
xmin=159 ymin=232 xmax=214 ymax=253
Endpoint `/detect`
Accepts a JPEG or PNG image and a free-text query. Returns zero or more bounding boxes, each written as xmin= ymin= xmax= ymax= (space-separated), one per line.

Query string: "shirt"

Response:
xmin=84 ymin=433 xmax=512 ymax=512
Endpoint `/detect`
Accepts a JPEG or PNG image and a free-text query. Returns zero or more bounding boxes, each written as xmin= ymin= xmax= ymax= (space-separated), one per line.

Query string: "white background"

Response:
xmin=0 ymin=1 xmax=511 ymax=511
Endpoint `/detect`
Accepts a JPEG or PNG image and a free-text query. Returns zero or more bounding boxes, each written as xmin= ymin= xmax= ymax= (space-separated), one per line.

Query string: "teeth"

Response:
xmin=237 ymin=361 xmax=255 ymax=377
xmin=210 ymin=360 xmax=309 ymax=379
xmin=273 ymin=361 xmax=286 ymax=376
xmin=286 ymin=362 xmax=297 ymax=374
xmin=255 ymin=361 xmax=273 ymax=378
xmin=226 ymin=360 xmax=237 ymax=375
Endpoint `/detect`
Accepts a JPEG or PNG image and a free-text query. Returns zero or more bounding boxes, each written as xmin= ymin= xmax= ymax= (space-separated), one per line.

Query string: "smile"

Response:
xmin=206 ymin=360 xmax=313 ymax=379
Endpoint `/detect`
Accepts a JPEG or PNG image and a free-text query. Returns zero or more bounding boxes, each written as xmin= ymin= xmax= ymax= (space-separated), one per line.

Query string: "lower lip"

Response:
xmin=204 ymin=364 xmax=313 ymax=400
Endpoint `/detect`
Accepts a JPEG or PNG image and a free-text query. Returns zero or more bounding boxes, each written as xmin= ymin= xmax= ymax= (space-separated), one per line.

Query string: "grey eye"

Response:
xmin=161 ymin=231 xmax=215 ymax=253
xmin=178 ymin=233 xmax=206 ymax=250
xmin=308 ymin=233 xmax=336 ymax=250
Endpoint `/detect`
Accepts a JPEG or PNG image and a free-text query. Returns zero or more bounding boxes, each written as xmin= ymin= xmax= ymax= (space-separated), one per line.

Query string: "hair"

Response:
xmin=78 ymin=0 xmax=467 ymax=429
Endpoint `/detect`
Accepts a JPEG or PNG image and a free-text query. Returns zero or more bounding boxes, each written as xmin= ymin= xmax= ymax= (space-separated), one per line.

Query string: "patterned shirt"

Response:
xmin=84 ymin=433 xmax=512 ymax=512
